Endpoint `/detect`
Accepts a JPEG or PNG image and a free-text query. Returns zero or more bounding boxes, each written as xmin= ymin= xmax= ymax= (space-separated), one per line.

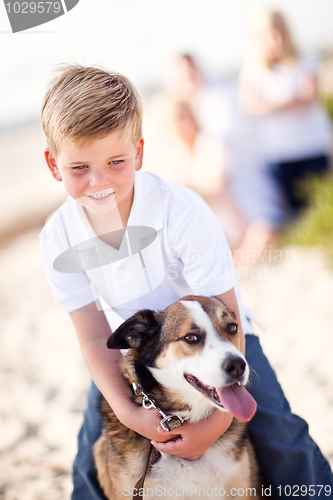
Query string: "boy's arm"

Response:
xmin=70 ymin=302 xmax=172 ymax=443
xmin=152 ymin=288 xmax=245 ymax=460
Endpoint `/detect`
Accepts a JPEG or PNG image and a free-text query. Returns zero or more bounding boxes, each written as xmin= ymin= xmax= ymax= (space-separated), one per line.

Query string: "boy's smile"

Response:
xmin=45 ymin=132 xmax=144 ymax=218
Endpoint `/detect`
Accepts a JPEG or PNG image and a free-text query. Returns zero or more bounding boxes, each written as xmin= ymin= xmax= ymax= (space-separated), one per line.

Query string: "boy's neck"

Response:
xmin=85 ymin=188 xmax=134 ymax=249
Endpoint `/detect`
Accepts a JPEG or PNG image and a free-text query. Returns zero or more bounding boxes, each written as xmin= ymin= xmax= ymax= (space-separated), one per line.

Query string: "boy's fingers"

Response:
xmin=151 ymin=437 xmax=182 ymax=452
xmin=157 ymin=424 xmax=182 ymax=436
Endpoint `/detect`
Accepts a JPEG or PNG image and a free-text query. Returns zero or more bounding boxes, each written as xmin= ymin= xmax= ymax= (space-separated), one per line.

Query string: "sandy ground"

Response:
xmin=0 ymin=229 xmax=332 ymax=500
xmin=0 ymin=230 xmax=90 ymax=500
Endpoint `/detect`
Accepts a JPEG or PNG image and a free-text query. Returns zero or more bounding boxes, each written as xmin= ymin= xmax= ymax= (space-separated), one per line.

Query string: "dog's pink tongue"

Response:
xmin=216 ymin=384 xmax=257 ymax=422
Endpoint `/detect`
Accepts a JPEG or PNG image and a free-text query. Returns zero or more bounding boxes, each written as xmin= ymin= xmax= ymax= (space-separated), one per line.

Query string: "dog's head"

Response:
xmin=107 ymin=295 xmax=256 ymax=422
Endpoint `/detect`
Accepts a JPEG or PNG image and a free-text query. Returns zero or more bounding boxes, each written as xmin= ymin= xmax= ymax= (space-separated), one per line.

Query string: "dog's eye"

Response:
xmin=227 ymin=323 xmax=238 ymax=335
xmin=183 ymin=334 xmax=200 ymax=344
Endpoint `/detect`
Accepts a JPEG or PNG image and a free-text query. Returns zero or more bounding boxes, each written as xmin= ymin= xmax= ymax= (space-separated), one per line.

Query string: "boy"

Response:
xmin=40 ymin=65 xmax=332 ymax=499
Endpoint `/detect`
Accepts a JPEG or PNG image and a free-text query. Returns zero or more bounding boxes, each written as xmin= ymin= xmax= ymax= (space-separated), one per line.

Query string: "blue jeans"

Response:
xmin=72 ymin=334 xmax=333 ymax=499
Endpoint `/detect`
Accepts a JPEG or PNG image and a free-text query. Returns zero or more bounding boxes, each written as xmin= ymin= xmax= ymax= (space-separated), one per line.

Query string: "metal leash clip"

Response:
xmin=134 ymin=384 xmax=184 ymax=431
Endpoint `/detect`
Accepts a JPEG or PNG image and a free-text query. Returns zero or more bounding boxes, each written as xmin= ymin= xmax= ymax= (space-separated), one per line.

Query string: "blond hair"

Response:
xmin=248 ymin=10 xmax=297 ymax=68
xmin=41 ymin=64 xmax=143 ymax=154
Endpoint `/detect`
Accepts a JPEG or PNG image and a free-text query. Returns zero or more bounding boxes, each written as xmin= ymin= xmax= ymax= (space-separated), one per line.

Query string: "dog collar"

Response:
xmin=131 ymin=382 xmax=184 ymax=432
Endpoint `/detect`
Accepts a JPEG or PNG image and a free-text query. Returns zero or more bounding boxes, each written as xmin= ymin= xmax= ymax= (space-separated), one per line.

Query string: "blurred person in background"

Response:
xmin=143 ymin=54 xmax=245 ymax=249
xmin=229 ymin=9 xmax=332 ymax=269
xmin=239 ymin=9 xmax=332 ymax=221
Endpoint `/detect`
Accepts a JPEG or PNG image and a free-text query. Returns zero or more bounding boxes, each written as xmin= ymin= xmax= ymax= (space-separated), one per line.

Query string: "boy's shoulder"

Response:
xmin=133 ymin=171 xmax=217 ymax=244
xmin=137 ymin=170 xmax=207 ymax=213
xmin=39 ymin=196 xmax=81 ymax=245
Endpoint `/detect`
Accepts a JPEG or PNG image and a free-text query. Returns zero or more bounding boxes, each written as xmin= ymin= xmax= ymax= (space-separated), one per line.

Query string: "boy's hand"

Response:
xmin=120 ymin=403 xmax=181 ymax=444
xmin=151 ymin=409 xmax=233 ymax=460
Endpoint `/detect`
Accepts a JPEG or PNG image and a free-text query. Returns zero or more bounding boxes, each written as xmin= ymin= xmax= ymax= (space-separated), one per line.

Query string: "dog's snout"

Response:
xmin=222 ymin=356 xmax=246 ymax=379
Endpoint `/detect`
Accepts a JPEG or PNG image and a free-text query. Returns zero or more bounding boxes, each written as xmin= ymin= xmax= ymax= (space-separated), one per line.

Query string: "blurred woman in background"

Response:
xmin=240 ymin=9 xmax=332 ymax=218
xmin=229 ymin=9 xmax=332 ymax=269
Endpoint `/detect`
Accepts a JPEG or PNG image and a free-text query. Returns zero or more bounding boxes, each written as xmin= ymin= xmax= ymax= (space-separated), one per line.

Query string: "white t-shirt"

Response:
xmin=241 ymin=54 xmax=332 ymax=163
xmin=40 ymin=171 xmax=254 ymax=333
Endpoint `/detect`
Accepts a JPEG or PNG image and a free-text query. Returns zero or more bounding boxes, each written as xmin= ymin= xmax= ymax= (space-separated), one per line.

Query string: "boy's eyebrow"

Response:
xmin=66 ymin=153 xmax=132 ymax=165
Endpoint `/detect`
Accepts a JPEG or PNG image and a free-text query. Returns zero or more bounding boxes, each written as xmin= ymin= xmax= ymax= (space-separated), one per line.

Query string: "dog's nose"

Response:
xmin=222 ymin=356 xmax=246 ymax=379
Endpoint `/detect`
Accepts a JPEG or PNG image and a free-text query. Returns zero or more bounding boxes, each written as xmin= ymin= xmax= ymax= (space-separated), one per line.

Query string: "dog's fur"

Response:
xmin=93 ymin=296 xmax=261 ymax=499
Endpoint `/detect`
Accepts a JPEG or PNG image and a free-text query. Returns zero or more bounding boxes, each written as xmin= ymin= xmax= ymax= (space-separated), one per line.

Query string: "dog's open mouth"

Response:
xmin=184 ymin=374 xmax=257 ymax=422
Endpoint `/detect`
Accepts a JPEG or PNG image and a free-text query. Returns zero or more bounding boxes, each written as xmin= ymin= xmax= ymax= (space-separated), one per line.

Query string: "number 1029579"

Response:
xmin=5 ymin=2 xmax=62 ymax=14
xmin=277 ymin=484 xmax=331 ymax=496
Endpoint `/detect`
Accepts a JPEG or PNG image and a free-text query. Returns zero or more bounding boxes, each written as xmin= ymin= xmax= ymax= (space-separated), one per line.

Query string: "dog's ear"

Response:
xmin=107 ymin=309 xmax=160 ymax=350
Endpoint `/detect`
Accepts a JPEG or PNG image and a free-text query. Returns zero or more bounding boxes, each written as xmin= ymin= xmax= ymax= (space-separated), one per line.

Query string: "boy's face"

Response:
xmin=45 ymin=131 xmax=143 ymax=216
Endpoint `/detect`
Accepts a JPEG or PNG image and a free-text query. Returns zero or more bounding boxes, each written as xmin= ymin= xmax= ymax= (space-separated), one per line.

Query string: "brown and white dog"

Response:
xmin=93 ymin=295 xmax=261 ymax=499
